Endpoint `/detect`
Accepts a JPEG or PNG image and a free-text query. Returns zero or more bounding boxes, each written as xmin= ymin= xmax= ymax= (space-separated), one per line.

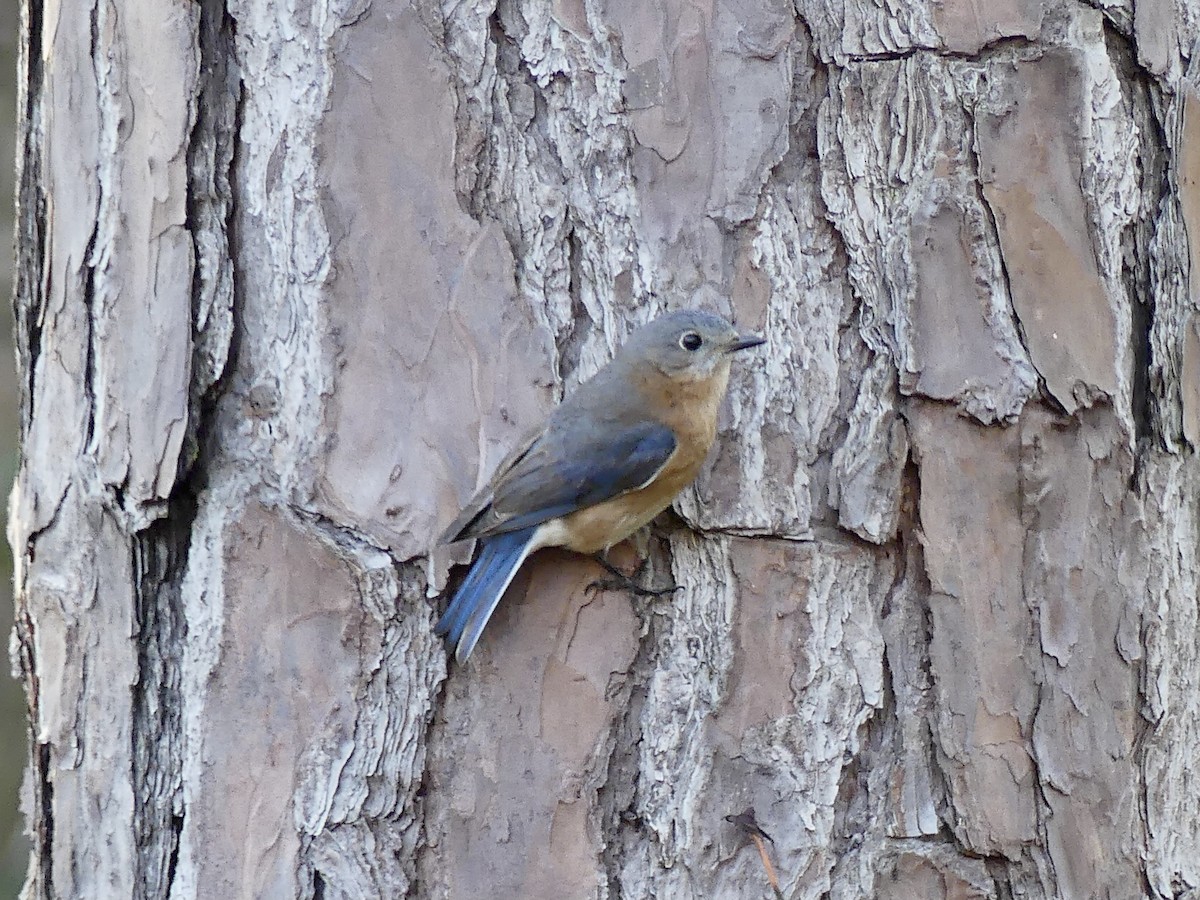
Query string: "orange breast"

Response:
xmin=557 ymin=362 xmax=731 ymax=554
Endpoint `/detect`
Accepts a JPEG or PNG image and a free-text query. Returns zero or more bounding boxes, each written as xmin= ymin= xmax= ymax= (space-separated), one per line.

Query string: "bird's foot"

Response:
xmin=586 ymin=555 xmax=680 ymax=598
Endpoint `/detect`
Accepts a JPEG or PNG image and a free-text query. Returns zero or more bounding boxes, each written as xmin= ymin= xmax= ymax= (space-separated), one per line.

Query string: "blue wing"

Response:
xmin=449 ymin=421 xmax=676 ymax=542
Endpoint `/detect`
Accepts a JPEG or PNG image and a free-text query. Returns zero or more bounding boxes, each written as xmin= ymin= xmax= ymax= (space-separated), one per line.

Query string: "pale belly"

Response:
xmin=555 ymin=493 xmax=668 ymax=554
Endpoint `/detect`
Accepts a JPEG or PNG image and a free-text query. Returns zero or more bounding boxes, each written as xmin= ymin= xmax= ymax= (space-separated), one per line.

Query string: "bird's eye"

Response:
xmin=679 ymin=331 xmax=703 ymax=351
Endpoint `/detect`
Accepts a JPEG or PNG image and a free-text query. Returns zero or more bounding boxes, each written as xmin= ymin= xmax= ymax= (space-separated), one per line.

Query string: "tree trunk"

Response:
xmin=11 ymin=0 xmax=1200 ymax=897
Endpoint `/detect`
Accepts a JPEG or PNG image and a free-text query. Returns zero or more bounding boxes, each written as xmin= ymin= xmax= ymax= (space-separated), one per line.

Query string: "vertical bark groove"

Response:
xmin=131 ymin=500 xmax=192 ymax=900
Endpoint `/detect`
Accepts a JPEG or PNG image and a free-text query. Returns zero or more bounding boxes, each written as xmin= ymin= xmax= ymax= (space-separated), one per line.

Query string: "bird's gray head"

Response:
xmin=618 ymin=310 xmax=765 ymax=380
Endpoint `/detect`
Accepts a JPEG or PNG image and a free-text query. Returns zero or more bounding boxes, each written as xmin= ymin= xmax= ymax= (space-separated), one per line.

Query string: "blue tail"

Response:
xmin=435 ymin=527 xmax=537 ymax=663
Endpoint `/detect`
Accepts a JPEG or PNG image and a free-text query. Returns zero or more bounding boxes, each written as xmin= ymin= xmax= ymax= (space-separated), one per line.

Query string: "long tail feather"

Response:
xmin=434 ymin=543 xmax=506 ymax=642
xmin=435 ymin=527 xmax=537 ymax=663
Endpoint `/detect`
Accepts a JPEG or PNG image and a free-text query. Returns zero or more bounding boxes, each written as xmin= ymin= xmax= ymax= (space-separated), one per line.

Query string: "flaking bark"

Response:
xmin=10 ymin=0 xmax=1200 ymax=898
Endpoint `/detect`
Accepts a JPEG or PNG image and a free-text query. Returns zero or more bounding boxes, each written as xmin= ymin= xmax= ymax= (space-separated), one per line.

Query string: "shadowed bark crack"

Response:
xmin=1097 ymin=17 xmax=1170 ymax=452
xmin=131 ymin=496 xmax=194 ymax=900
xmin=14 ymin=0 xmax=45 ymax=435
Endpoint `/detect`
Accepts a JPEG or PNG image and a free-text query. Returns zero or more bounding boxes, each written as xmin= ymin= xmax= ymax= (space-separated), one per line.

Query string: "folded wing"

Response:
xmin=442 ymin=420 xmax=677 ymax=543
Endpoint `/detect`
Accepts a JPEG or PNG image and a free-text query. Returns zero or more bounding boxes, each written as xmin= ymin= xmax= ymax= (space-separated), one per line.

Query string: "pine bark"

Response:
xmin=11 ymin=0 xmax=1200 ymax=898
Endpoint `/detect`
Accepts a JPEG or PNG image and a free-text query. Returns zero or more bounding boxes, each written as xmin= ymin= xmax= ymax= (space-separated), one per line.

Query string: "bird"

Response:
xmin=435 ymin=309 xmax=765 ymax=662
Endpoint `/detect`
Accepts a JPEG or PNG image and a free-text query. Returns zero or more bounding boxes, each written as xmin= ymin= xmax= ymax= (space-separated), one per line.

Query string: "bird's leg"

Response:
xmin=586 ymin=553 xmax=680 ymax=598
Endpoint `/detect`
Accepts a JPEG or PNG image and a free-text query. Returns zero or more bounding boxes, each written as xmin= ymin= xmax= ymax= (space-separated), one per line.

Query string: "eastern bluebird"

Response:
xmin=435 ymin=310 xmax=765 ymax=662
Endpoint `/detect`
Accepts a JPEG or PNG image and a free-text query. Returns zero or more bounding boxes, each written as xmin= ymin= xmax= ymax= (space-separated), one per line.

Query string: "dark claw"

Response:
xmin=587 ymin=555 xmax=680 ymax=597
xmin=586 ymin=577 xmax=680 ymax=598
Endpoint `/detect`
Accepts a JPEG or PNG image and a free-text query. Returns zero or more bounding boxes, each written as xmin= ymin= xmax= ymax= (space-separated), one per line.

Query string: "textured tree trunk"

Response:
xmin=10 ymin=0 xmax=1200 ymax=897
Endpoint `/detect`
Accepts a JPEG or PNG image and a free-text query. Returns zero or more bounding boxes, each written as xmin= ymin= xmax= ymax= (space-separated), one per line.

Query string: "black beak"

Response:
xmin=727 ymin=333 xmax=766 ymax=353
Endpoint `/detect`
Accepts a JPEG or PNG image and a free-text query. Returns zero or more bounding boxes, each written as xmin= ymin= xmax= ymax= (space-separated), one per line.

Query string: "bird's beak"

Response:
xmin=727 ymin=333 xmax=766 ymax=353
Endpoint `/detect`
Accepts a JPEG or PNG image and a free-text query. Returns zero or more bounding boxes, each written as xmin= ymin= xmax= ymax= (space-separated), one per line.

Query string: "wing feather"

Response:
xmin=447 ymin=421 xmax=676 ymax=543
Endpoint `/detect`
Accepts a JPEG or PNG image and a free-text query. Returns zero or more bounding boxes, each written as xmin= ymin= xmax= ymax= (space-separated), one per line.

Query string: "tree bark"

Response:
xmin=11 ymin=0 xmax=1200 ymax=898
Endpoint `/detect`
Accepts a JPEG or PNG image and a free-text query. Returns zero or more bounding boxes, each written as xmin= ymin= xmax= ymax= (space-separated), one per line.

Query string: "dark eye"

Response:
xmin=679 ymin=331 xmax=703 ymax=351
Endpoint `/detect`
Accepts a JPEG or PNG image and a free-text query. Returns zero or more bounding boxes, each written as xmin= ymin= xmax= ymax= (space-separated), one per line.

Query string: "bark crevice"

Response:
xmin=14 ymin=0 xmax=45 ymax=436
xmin=131 ymin=494 xmax=195 ymax=900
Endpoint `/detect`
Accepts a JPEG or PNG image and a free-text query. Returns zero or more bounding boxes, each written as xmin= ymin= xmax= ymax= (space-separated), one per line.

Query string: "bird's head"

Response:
xmin=620 ymin=310 xmax=765 ymax=382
